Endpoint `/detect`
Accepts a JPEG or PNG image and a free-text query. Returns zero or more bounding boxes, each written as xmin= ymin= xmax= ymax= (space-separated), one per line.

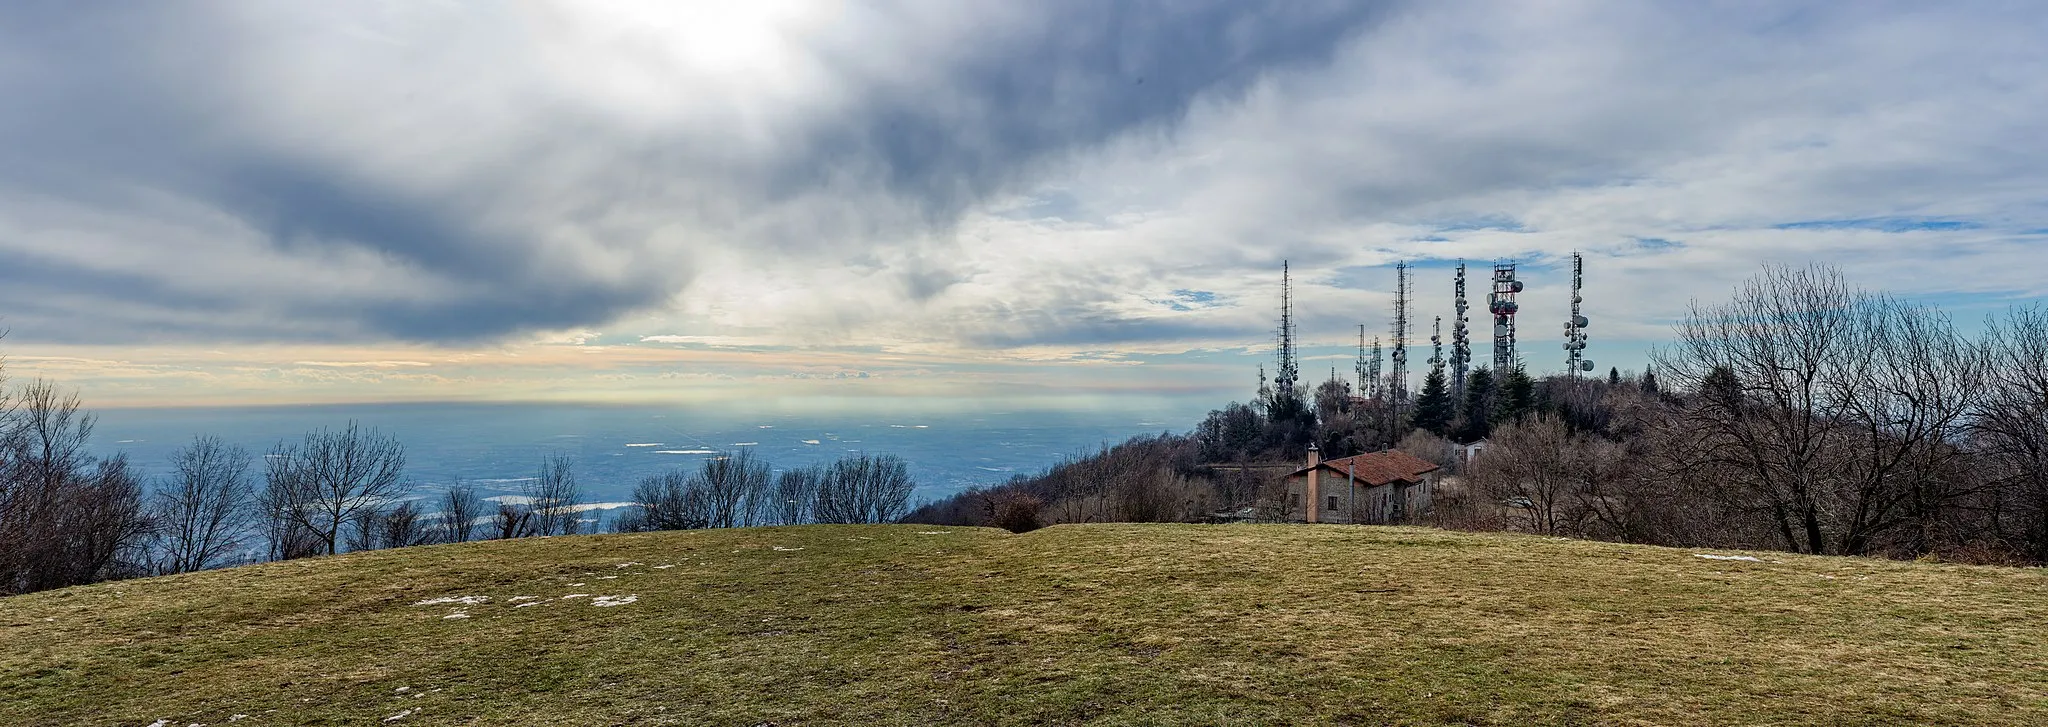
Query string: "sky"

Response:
xmin=1 ymin=1 xmax=2045 ymax=410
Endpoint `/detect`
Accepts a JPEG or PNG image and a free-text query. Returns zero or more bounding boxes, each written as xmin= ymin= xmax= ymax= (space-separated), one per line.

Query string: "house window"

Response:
xmin=1327 ymin=495 xmax=1339 ymax=512
xmin=1290 ymin=493 xmax=1300 ymax=511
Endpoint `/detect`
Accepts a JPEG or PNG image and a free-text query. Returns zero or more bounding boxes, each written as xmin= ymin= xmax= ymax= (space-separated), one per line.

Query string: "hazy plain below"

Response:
xmin=87 ymin=399 xmax=1212 ymax=512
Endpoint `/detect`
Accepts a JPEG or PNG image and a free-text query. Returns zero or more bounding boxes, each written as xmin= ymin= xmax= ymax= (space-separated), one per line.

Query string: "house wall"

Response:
xmin=1284 ymin=471 xmax=1440 ymax=525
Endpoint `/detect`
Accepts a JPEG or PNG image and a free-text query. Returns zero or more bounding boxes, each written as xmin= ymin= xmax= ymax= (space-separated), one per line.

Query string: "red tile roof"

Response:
xmin=1287 ymin=449 xmax=1440 ymax=486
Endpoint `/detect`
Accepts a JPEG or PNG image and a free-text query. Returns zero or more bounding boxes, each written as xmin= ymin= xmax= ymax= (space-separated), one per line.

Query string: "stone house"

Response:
xmin=1280 ymin=444 xmax=1442 ymax=524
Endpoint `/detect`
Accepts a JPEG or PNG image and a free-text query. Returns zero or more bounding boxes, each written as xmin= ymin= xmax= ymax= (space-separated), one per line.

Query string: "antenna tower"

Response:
xmin=1275 ymin=261 xmax=1299 ymax=403
xmin=1430 ymin=316 xmax=1445 ymax=376
xmin=1390 ymin=262 xmax=1412 ymax=416
xmin=1565 ymin=252 xmax=1593 ymax=374
xmin=1451 ymin=262 xmax=1471 ymax=401
xmin=1367 ymin=337 xmax=1384 ymax=400
xmin=1355 ymin=325 xmax=1368 ymax=393
xmin=1489 ymin=261 xmax=1522 ymax=371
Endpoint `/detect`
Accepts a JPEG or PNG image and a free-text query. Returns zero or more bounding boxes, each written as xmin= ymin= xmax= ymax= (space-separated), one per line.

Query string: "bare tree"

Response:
xmin=489 ymin=502 xmax=532 ymax=540
xmin=1979 ymin=306 xmax=2048 ymax=560
xmin=439 ymin=481 xmax=484 ymax=543
xmin=815 ymin=454 xmax=914 ymax=524
xmin=772 ymin=464 xmax=823 ymax=525
xmin=151 ymin=436 xmax=255 ymax=573
xmin=526 ymin=454 xmax=583 ymax=536
xmin=698 ymin=449 xmax=771 ymax=528
xmin=379 ymin=501 xmax=433 ymax=548
xmin=260 ymin=422 xmax=408 ymax=557
xmin=0 ymin=380 xmax=153 ymax=594
xmin=618 ymin=470 xmax=709 ymax=531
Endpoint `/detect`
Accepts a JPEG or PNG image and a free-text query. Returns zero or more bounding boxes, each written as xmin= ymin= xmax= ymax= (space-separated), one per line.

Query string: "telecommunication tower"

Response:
xmin=1564 ymin=252 xmax=1594 ymax=374
xmin=1489 ymin=261 xmax=1522 ymax=371
xmin=1354 ymin=325 xmax=1368 ymax=394
xmin=1275 ymin=261 xmax=1299 ymax=402
xmin=1366 ymin=337 xmax=1384 ymax=400
xmin=1390 ymin=262 xmax=1412 ymax=415
xmin=1429 ymin=316 xmax=1445 ymax=376
xmin=1451 ymin=262 xmax=1472 ymax=400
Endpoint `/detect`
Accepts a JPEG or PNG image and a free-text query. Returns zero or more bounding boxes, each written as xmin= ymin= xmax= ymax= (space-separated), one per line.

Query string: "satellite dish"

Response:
xmin=1573 ymin=315 xmax=1590 ymax=328
xmin=1494 ymin=324 xmax=1509 ymax=337
xmin=1510 ymin=281 xmax=1525 ymax=293
xmin=1579 ymin=360 xmax=1596 ymax=371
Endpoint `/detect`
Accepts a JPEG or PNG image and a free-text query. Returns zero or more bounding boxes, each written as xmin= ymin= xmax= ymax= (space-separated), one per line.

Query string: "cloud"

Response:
xmin=0 ymin=0 xmax=1394 ymax=345
xmin=1 ymin=0 xmax=2044 ymax=387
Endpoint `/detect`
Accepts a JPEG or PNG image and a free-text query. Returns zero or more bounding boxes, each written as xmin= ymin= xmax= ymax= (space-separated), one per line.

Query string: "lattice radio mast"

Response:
xmin=1451 ymin=262 xmax=1471 ymax=400
xmin=1390 ymin=261 xmax=1412 ymax=416
xmin=1565 ymin=251 xmax=1594 ymax=374
xmin=1430 ymin=316 xmax=1445 ymax=377
xmin=1489 ymin=261 xmax=1522 ymax=371
xmin=1275 ymin=261 xmax=1299 ymax=402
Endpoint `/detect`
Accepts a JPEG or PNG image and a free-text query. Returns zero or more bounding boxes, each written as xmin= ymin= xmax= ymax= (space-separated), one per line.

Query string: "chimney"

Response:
xmin=1305 ymin=443 xmax=1321 ymax=524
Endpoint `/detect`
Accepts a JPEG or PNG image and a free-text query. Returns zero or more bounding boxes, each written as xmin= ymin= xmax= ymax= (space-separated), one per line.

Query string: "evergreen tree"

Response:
xmin=1641 ymin=364 xmax=1659 ymax=395
xmin=1411 ymin=368 xmax=1453 ymax=436
xmin=1496 ymin=364 xmax=1536 ymax=424
xmin=1609 ymin=366 xmax=1621 ymax=385
xmin=1456 ymin=367 xmax=1496 ymax=442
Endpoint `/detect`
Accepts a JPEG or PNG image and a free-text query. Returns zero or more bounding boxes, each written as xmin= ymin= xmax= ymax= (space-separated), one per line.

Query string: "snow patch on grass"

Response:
xmin=412 ymin=596 xmax=489 ymax=607
xmin=383 ymin=708 xmax=416 ymax=722
xmin=443 ymin=611 xmax=470 ymax=620
xmin=1695 ymin=554 xmax=1764 ymax=562
xmin=773 ymin=546 xmax=805 ymax=552
xmin=592 ymin=595 xmax=639 ymax=607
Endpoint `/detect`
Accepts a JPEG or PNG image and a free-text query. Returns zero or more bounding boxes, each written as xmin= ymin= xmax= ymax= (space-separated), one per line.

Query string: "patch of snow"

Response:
xmin=147 ymin=721 xmax=171 ymax=727
xmin=508 ymin=596 xmax=539 ymax=602
xmin=772 ymin=546 xmax=804 ymax=552
xmin=562 ymin=593 xmax=590 ymax=599
xmin=653 ymin=564 xmax=676 ymax=569
xmin=1694 ymin=554 xmax=1764 ymax=562
xmin=917 ymin=531 xmax=949 ymax=535
xmin=616 ymin=562 xmax=641 ymax=568
xmin=383 ymin=709 xmax=415 ymax=723
xmin=568 ymin=582 xmax=586 ymax=587
xmin=412 ymin=595 xmax=489 ymax=607
xmin=591 ymin=595 xmax=639 ymax=607
xmin=597 ymin=575 xmax=619 ymax=580
xmin=395 ymin=686 xmax=410 ymax=693
xmin=443 ymin=611 xmax=470 ymax=620
xmin=513 ymin=600 xmax=547 ymax=608
xmin=229 ymin=717 xmax=249 ymax=723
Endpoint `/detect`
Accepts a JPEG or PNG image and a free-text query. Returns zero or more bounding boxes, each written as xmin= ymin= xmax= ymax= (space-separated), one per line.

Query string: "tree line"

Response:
xmin=1454 ymin=265 xmax=2048 ymax=563
xmin=0 ymin=364 xmax=921 ymax=595
xmin=915 ymin=264 xmax=2048 ymax=566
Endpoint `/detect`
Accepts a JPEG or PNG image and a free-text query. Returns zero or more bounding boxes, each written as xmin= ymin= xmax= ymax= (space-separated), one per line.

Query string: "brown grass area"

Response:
xmin=3 ymin=524 xmax=2047 ymax=725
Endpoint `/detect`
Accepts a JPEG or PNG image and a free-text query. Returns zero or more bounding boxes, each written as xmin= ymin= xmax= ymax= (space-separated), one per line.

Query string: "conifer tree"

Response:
xmin=1496 ymin=364 xmax=1535 ymax=424
xmin=1609 ymin=366 xmax=1621 ymax=385
xmin=1411 ymin=368 xmax=1453 ymax=436
xmin=1456 ymin=367 xmax=1496 ymax=442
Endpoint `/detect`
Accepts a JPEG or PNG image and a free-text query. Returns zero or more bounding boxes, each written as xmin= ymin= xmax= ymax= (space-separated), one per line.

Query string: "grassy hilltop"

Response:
xmin=4 ymin=524 xmax=2047 ymax=726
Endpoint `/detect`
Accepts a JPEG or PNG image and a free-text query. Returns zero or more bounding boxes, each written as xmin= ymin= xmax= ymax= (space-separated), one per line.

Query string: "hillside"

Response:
xmin=4 ymin=526 xmax=2047 ymax=726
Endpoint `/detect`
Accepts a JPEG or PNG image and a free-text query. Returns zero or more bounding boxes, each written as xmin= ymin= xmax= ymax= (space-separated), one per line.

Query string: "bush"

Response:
xmin=982 ymin=492 xmax=1044 ymax=534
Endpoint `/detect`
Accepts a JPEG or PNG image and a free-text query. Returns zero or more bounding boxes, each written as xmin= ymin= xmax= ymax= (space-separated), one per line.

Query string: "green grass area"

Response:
xmin=4 ymin=524 xmax=2047 ymax=726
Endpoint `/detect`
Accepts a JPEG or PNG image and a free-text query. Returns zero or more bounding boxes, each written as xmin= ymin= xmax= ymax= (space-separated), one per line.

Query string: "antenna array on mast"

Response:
xmin=1565 ymin=252 xmax=1593 ymax=374
xmin=1275 ymin=261 xmax=1299 ymax=402
xmin=1390 ymin=262 xmax=1412 ymax=417
xmin=1489 ymin=261 xmax=1522 ymax=371
xmin=1451 ymin=262 xmax=1471 ymax=401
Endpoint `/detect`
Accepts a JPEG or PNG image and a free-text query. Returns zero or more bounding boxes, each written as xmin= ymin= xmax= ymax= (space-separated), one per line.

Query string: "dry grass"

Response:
xmin=3 ymin=524 xmax=2047 ymax=725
